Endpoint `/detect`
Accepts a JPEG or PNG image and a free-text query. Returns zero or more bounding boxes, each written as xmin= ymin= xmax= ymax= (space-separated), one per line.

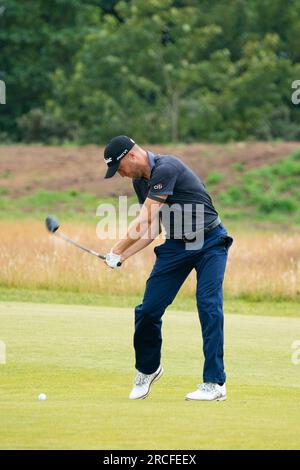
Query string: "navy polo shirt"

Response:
xmin=132 ymin=151 xmax=219 ymax=239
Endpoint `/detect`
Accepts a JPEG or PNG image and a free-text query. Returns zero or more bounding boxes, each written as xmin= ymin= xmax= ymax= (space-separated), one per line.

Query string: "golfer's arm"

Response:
xmin=121 ymin=235 xmax=155 ymax=261
xmin=112 ymin=196 xmax=167 ymax=256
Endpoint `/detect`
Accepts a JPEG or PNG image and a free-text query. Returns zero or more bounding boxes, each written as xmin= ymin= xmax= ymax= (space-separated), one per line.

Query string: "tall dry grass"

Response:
xmin=0 ymin=220 xmax=299 ymax=301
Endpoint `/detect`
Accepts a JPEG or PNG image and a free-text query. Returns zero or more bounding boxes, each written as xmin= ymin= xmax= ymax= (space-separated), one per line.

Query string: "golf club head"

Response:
xmin=45 ymin=215 xmax=60 ymax=233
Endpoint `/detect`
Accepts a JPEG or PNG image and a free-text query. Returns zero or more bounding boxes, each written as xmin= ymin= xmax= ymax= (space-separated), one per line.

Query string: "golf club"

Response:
xmin=45 ymin=215 xmax=106 ymax=261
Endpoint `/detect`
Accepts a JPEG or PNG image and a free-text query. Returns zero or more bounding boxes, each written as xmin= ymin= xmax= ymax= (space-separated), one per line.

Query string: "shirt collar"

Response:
xmin=147 ymin=150 xmax=156 ymax=175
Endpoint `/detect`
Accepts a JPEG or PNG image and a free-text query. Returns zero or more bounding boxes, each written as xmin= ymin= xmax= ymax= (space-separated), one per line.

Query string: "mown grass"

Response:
xmin=0 ymin=302 xmax=300 ymax=449
xmin=0 ymin=287 xmax=299 ymax=318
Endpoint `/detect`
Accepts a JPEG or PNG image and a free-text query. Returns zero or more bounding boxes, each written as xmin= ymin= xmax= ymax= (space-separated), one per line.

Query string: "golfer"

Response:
xmin=103 ymin=135 xmax=233 ymax=401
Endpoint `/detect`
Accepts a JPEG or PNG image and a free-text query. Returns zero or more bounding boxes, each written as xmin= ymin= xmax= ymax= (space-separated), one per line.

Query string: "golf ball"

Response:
xmin=38 ymin=393 xmax=47 ymax=401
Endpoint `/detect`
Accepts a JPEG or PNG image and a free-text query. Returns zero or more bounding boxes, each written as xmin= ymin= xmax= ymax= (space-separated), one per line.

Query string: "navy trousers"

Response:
xmin=134 ymin=223 xmax=233 ymax=383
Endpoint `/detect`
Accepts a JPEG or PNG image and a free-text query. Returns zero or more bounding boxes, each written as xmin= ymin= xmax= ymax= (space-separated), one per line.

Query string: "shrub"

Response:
xmin=17 ymin=108 xmax=75 ymax=144
xmin=258 ymin=197 xmax=297 ymax=214
xmin=272 ymin=158 xmax=300 ymax=177
xmin=231 ymin=162 xmax=245 ymax=172
xmin=0 ymin=186 xmax=8 ymax=196
xmin=206 ymin=171 xmax=224 ymax=186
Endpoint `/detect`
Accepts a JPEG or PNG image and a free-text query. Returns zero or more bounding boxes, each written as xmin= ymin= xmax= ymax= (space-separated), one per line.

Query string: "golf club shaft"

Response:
xmin=56 ymin=232 xmax=106 ymax=260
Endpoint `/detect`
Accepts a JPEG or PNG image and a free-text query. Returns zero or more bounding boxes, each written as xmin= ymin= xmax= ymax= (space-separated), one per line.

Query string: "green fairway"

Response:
xmin=0 ymin=301 xmax=299 ymax=449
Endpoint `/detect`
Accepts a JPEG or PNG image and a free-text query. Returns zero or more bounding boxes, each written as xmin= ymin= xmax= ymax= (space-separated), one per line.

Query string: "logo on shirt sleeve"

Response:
xmin=153 ymin=183 xmax=163 ymax=190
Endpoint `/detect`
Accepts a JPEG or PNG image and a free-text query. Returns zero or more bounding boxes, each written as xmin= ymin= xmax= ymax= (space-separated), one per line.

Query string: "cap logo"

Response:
xmin=104 ymin=157 xmax=113 ymax=163
xmin=117 ymin=149 xmax=128 ymax=160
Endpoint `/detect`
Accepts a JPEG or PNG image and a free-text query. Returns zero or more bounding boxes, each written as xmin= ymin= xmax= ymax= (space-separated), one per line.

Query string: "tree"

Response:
xmin=1 ymin=0 xmax=300 ymax=143
xmin=0 ymin=0 xmax=100 ymax=139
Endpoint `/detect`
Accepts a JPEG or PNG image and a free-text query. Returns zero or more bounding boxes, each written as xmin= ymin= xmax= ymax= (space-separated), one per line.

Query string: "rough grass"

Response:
xmin=1 ymin=149 xmax=300 ymax=226
xmin=0 ymin=302 xmax=300 ymax=449
xmin=0 ymin=220 xmax=300 ymax=302
xmin=218 ymin=149 xmax=300 ymax=223
xmin=0 ymin=190 xmax=135 ymax=223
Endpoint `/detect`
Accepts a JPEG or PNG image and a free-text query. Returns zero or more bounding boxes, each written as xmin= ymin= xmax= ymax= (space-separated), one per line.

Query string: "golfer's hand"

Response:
xmin=105 ymin=250 xmax=122 ymax=269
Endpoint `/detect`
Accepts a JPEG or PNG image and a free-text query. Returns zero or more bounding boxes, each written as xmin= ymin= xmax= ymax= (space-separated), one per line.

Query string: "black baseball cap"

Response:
xmin=104 ymin=135 xmax=135 ymax=178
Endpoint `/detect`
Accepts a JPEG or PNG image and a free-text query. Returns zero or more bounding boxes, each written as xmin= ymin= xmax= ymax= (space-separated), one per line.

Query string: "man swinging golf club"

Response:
xmin=103 ymin=135 xmax=233 ymax=401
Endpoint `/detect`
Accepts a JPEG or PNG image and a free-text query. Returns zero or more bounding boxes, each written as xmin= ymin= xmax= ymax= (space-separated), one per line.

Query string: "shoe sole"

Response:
xmin=134 ymin=366 xmax=164 ymax=400
xmin=185 ymin=395 xmax=227 ymax=402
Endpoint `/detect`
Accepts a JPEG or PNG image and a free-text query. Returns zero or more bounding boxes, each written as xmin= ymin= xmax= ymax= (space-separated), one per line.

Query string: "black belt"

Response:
xmin=204 ymin=216 xmax=221 ymax=233
xmin=182 ymin=216 xmax=221 ymax=242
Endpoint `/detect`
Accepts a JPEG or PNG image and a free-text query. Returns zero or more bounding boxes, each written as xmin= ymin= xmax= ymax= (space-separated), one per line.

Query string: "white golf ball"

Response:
xmin=38 ymin=393 xmax=47 ymax=401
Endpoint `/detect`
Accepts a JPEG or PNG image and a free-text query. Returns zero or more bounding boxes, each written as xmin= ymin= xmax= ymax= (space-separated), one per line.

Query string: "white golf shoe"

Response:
xmin=185 ymin=382 xmax=226 ymax=401
xmin=129 ymin=365 xmax=164 ymax=400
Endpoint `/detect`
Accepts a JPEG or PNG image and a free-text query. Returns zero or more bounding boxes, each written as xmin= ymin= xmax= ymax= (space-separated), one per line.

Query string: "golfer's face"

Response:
xmin=117 ymin=155 xmax=140 ymax=178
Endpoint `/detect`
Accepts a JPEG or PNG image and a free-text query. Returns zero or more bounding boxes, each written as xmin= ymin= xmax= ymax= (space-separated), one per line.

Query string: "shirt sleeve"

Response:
xmin=148 ymin=163 xmax=178 ymax=197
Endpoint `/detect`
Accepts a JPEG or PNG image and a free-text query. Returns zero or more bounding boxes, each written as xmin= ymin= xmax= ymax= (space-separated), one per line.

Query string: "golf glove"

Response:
xmin=105 ymin=250 xmax=122 ymax=269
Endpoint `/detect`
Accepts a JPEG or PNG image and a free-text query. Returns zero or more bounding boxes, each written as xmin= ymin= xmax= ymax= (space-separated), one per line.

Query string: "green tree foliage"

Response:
xmin=0 ymin=0 xmax=101 ymax=138
xmin=1 ymin=0 xmax=300 ymax=143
